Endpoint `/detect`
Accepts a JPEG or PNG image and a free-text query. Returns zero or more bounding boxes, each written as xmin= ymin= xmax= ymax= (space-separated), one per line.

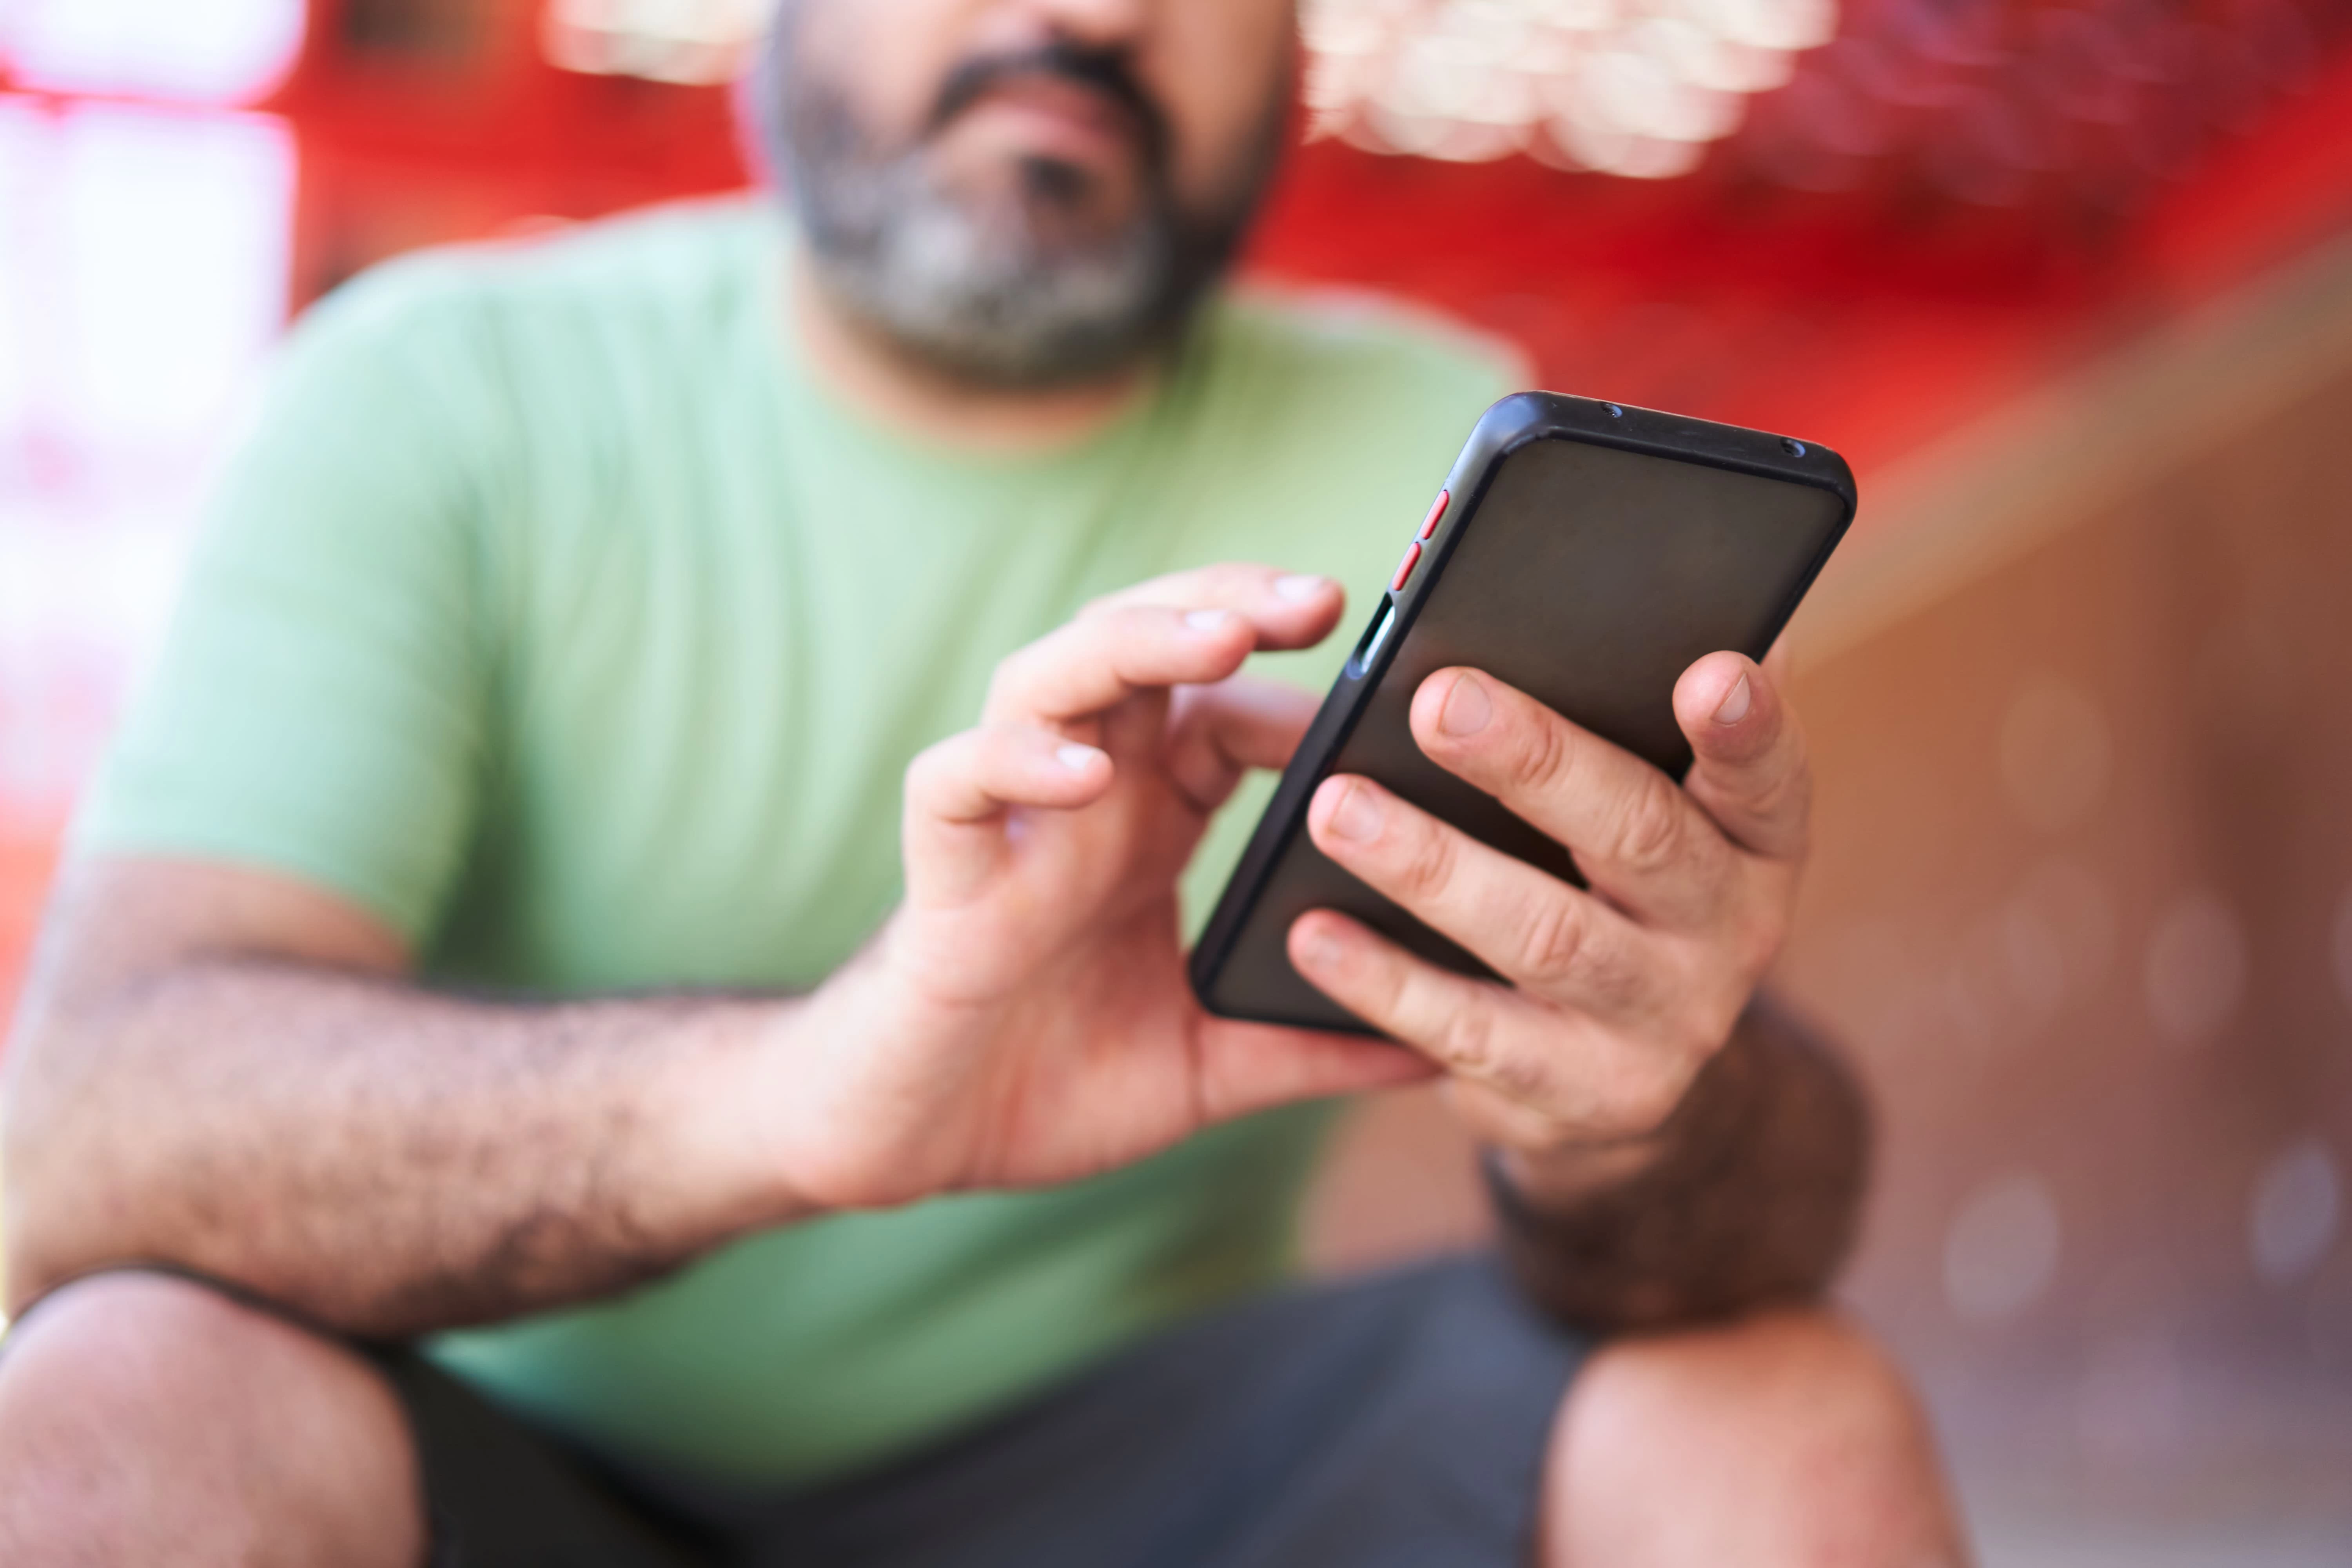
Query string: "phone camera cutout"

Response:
xmin=1603 ymin=402 xmax=1624 ymax=418
xmin=1781 ymin=437 xmax=1807 ymax=457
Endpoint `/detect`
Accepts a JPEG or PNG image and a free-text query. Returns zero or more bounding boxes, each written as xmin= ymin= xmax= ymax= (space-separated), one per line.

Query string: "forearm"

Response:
xmin=1484 ymin=997 xmax=1871 ymax=1333
xmin=3 ymin=964 xmax=810 ymax=1334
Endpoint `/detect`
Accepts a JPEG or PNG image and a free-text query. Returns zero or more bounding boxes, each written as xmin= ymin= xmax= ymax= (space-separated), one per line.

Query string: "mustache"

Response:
xmin=927 ymin=40 xmax=1170 ymax=168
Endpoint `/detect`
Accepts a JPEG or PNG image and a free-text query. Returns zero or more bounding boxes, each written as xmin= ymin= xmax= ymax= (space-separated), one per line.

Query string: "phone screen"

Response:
xmin=1194 ymin=428 xmax=1849 ymax=1033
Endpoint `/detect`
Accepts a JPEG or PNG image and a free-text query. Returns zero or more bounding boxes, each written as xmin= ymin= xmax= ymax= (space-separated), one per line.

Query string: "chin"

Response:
xmin=933 ymin=135 xmax=1145 ymax=229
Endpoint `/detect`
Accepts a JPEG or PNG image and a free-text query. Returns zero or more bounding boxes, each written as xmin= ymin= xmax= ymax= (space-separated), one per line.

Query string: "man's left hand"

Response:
xmin=1287 ymin=650 xmax=1809 ymax=1194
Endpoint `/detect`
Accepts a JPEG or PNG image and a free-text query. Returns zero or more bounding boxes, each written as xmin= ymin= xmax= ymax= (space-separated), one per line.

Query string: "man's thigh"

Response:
xmin=0 ymin=1267 xmax=708 ymax=1568
xmin=380 ymin=1254 xmax=1589 ymax=1568
xmin=775 ymin=1252 xmax=1589 ymax=1568
xmin=369 ymin=1345 xmax=718 ymax=1568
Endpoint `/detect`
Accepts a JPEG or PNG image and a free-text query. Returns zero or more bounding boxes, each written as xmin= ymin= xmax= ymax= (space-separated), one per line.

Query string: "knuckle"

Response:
xmin=1119 ymin=606 xmax=1195 ymax=661
xmin=1735 ymin=899 xmax=1791 ymax=974
xmin=1610 ymin=775 xmax=1687 ymax=874
xmin=1583 ymin=935 xmax=1651 ymax=1013
xmin=1605 ymin=1059 xmax=1691 ymax=1139
xmin=1518 ymin=897 xmax=1589 ymax=983
xmin=1696 ymin=996 xmax=1746 ymax=1058
xmin=985 ymin=642 xmax=1050 ymax=708
xmin=1524 ymin=1109 xmax=1583 ymax=1150
xmin=904 ymin=734 xmax=988 ymax=814
xmin=1754 ymin=758 xmax=1811 ymax=820
xmin=1485 ymin=1044 xmax=1551 ymax=1105
xmin=904 ymin=737 xmax=958 ymax=794
xmin=1436 ymin=1002 xmax=1550 ymax=1103
xmin=1736 ymin=763 xmax=1812 ymax=842
xmin=1663 ymin=993 xmax=1732 ymax=1065
xmin=1512 ymin=708 xmax=1577 ymax=792
xmin=1394 ymin=819 xmax=1457 ymax=900
xmin=1434 ymin=1000 xmax=1501 ymax=1078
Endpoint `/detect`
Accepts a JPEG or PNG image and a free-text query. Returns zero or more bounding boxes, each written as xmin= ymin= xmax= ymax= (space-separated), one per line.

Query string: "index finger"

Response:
xmin=984 ymin=566 xmax=1348 ymax=730
xmin=983 ymin=604 xmax=1258 ymax=727
xmin=1081 ymin=563 xmax=1345 ymax=648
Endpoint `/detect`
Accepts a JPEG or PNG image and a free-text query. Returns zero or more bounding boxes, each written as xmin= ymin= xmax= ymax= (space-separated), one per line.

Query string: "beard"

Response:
xmin=750 ymin=17 xmax=1286 ymax=390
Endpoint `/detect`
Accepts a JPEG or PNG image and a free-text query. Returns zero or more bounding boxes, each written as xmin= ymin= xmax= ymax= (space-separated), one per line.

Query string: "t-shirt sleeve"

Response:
xmin=74 ymin=269 xmax=498 ymax=944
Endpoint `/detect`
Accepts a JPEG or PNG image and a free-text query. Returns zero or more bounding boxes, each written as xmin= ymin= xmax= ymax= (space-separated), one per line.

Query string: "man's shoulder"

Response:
xmin=1167 ymin=283 xmax=1524 ymax=529
xmin=290 ymin=195 xmax=776 ymax=377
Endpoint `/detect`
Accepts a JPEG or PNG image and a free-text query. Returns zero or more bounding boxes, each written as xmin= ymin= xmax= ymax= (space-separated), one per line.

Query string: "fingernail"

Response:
xmin=1326 ymin=780 xmax=1384 ymax=842
xmin=1184 ymin=609 xmax=1232 ymax=633
xmin=1713 ymin=672 xmax=1752 ymax=725
xmin=1439 ymin=673 xmax=1492 ymax=736
xmin=1056 ymin=743 xmax=1103 ymax=772
xmin=1298 ymin=926 xmax=1345 ymax=971
xmin=1274 ymin=573 xmax=1327 ymax=602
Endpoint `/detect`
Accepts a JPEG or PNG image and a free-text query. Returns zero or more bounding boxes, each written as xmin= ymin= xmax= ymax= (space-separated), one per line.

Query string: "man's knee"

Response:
xmin=1541 ymin=1308 xmax=1969 ymax=1568
xmin=7 ymin=1269 xmax=272 ymax=1387
xmin=0 ymin=1270 xmax=426 ymax=1568
xmin=2 ymin=1270 xmax=335 ymax=1435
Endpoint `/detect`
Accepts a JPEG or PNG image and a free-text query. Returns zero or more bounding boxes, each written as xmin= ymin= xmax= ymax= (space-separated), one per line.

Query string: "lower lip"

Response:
xmin=954 ymin=94 xmax=1135 ymax=165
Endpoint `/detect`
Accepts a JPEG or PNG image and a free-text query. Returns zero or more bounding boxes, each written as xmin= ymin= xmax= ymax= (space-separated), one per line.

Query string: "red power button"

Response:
xmin=1389 ymin=540 xmax=1422 ymax=593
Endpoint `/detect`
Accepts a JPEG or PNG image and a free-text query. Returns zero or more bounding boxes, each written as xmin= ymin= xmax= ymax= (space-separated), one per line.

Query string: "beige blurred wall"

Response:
xmin=1782 ymin=236 xmax=2352 ymax=1530
xmin=1304 ymin=233 xmax=2352 ymax=1541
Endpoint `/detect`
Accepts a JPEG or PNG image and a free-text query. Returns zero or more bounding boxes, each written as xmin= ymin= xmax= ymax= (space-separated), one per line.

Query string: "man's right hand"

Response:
xmin=764 ymin=564 xmax=1428 ymax=1210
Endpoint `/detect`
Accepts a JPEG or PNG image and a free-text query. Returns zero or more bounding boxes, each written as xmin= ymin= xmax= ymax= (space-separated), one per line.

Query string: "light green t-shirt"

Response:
xmin=77 ymin=196 xmax=1514 ymax=1486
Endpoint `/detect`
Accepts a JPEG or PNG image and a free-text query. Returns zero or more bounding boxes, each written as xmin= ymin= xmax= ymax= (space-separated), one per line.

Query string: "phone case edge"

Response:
xmin=1185 ymin=391 xmax=1857 ymax=1026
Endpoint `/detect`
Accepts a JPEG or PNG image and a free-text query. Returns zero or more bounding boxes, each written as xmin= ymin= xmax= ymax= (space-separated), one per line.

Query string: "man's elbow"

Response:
xmin=2 ymin=1181 xmax=68 ymax=1321
xmin=2 ymin=1013 xmax=129 ymax=1318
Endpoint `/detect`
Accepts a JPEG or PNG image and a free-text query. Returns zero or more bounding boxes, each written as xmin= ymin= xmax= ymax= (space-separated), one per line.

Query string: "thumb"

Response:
xmin=1671 ymin=652 xmax=1811 ymax=862
xmin=1192 ymin=1016 xmax=1435 ymax=1125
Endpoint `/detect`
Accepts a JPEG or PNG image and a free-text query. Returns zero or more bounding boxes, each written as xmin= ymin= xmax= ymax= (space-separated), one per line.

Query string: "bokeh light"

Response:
xmin=2249 ymin=1138 xmax=2341 ymax=1287
xmin=2010 ymin=858 xmax=2118 ymax=1006
xmin=1302 ymin=0 xmax=1837 ymax=175
xmin=0 ymin=101 xmax=292 ymax=818
xmin=2142 ymin=891 xmax=2249 ymax=1048
xmin=543 ymin=0 xmax=771 ymax=84
xmin=2332 ymin=885 xmax=2352 ymax=1015
xmin=0 ymin=0 xmax=306 ymax=104
xmin=1996 ymin=675 xmax=2112 ymax=838
xmin=1945 ymin=1171 xmax=2063 ymax=1323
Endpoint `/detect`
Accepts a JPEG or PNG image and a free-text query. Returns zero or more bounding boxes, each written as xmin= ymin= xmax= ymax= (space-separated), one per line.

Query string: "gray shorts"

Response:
xmin=381 ymin=1254 xmax=1591 ymax=1568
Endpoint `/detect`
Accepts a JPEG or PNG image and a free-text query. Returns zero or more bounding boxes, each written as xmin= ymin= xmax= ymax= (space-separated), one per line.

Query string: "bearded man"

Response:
xmin=0 ymin=2 xmax=1966 ymax=1563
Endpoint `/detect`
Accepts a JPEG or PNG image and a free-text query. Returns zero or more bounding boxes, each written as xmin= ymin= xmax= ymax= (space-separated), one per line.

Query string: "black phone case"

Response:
xmin=1188 ymin=391 xmax=1857 ymax=1034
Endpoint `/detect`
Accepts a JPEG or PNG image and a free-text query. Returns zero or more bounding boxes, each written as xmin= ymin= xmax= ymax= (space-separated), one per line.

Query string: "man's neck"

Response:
xmin=787 ymin=256 xmax=1159 ymax=455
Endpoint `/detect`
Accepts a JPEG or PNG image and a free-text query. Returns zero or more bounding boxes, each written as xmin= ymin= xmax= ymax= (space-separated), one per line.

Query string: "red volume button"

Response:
xmin=1417 ymin=489 xmax=1449 ymax=540
xmin=1389 ymin=540 xmax=1422 ymax=593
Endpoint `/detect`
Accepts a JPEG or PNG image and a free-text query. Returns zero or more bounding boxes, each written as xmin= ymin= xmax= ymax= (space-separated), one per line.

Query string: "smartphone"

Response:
xmin=1188 ymin=391 xmax=1856 ymax=1034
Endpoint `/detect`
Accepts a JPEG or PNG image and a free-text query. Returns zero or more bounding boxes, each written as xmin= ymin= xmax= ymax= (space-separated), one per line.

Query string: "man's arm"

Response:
xmin=4 ymin=567 xmax=1420 ymax=1338
xmin=1483 ymin=999 xmax=1870 ymax=1332
xmin=1 ymin=857 xmax=806 ymax=1334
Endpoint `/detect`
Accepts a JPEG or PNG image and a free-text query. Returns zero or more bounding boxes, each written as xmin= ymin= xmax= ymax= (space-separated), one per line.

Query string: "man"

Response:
xmin=0 ymin=0 xmax=1967 ymax=1563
